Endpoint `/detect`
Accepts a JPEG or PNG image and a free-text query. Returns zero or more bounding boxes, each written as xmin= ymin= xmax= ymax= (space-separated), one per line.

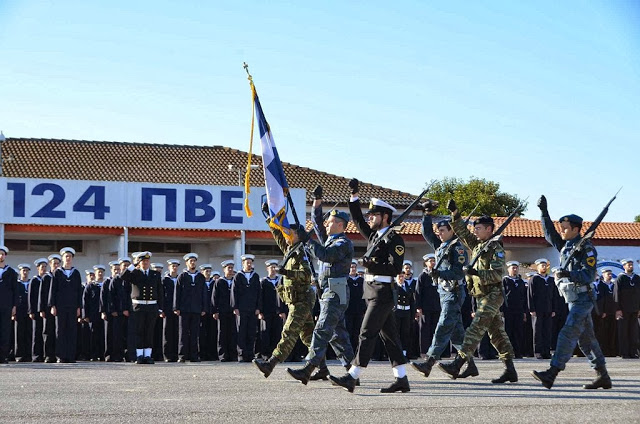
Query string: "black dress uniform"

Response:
xmin=29 ymin=274 xmax=44 ymax=361
xmin=528 ymin=273 xmax=555 ymax=358
xmin=415 ymin=270 xmax=441 ymax=356
xmin=233 ymin=271 xmax=261 ymax=361
xmin=345 ymin=274 xmax=366 ymax=354
xmin=594 ymin=279 xmax=617 ymax=356
xmin=502 ymin=275 xmax=527 ymax=358
xmin=38 ymin=271 xmax=56 ymax=362
xmin=121 ymin=266 xmax=164 ymax=362
xmin=0 ymin=265 xmax=18 ymax=363
xmin=258 ymin=275 xmax=285 ymax=359
xmin=83 ymin=281 xmax=105 ymax=360
xmin=395 ymin=279 xmax=414 ymax=356
xmin=212 ymin=276 xmax=237 ymax=361
xmin=614 ymin=271 xmax=640 ymax=358
xmin=49 ymin=267 xmax=83 ymax=362
xmin=106 ymin=274 xmax=128 ymax=362
xmin=162 ymin=273 xmax=179 ymax=362
xmin=200 ymin=277 xmax=218 ymax=361
xmin=15 ymin=279 xmax=32 ymax=361
xmin=175 ymin=270 xmax=207 ymax=361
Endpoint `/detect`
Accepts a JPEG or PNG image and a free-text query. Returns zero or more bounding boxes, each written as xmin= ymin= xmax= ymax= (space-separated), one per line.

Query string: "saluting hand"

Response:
xmin=537 ymin=195 xmax=548 ymax=213
xmin=446 ymin=199 xmax=457 ymax=214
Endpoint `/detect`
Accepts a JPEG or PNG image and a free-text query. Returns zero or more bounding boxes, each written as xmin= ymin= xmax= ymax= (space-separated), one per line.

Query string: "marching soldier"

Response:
xmin=212 ymin=260 xmax=237 ymax=362
xmin=121 ymin=251 xmax=164 ymax=364
xmin=595 ymin=268 xmax=617 ymax=356
xmin=162 ymin=259 xmax=180 ymax=362
xmin=345 ymin=261 xmax=365 ymax=357
xmin=49 ymin=247 xmax=83 ymax=363
xmin=29 ymin=258 xmax=48 ymax=362
xmin=0 ymin=246 xmax=18 ymax=364
xmin=329 ymin=179 xmax=408 ymax=393
xmin=175 ymin=253 xmax=207 ymax=362
xmin=438 ymin=200 xmax=518 ymax=384
xmin=39 ymin=254 xmax=60 ymax=363
xmin=15 ymin=264 xmax=32 ymax=362
xmin=614 ymin=258 xmax=640 ymax=358
xmin=200 ymin=264 xmax=218 ymax=361
xmin=532 ymin=197 xmax=611 ymax=389
xmin=233 ymin=254 xmax=261 ymax=362
xmin=528 ymin=258 xmax=555 ymax=359
xmin=83 ymin=265 xmax=106 ymax=361
xmin=257 ymin=260 xmax=286 ymax=360
xmin=502 ymin=261 xmax=527 ymax=359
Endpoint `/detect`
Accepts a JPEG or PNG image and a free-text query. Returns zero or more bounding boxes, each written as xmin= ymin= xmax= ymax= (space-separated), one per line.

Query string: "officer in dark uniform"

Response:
xmin=345 ymin=261 xmax=365 ymax=356
xmin=175 ymin=253 xmax=207 ymax=362
xmin=29 ymin=258 xmax=48 ymax=362
xmin=502 ymin=261 xmax=527 ymax=359
xmin=233 ymin=254 xmax=261 ymax=362
xmin=49 ymin=247 xmax=83 ymax=363
xmin=330 ymin=179 xmax=409 ymax=394
xmin=38 ymin=254 xmax=60 ymax=363
xmin=528 ymin=258 xmax=555 ymax=359
xmin=199 ymin=264 xmax=218 ymax=361
xmin=258 ymin=260 xmax=285 ymax=360
xmin=595 ymin=268 xmax=617 ymax=356
xmin=0 ymin=246 xmax=18 ymax=364
xmin=81 ymin=265 xmax=105 ymax=361
xmin=15 ymin=264 xmax=32 ymax=362
xmin=532 ymin=199 xmax=611 ymax=390
xmin=212 ymin=260 xmax=237 ymax=362
xmin=395 ymin=271 xmax=414 ymax=357
xmin=121 ymin=251 xmax=164 ymax=364
xmin=614 ymin=258 xmax=640 ymax=358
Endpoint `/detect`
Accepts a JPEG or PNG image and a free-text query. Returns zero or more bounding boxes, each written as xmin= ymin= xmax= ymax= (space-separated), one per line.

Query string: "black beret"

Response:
xmin=473 ymin=215 xmax=494 ymax=227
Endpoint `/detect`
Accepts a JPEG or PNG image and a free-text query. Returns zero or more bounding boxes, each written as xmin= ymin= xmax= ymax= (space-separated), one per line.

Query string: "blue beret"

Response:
xmin=436 ymin=219 xmax=452 ymax=228
xmin=473 ymin=215 xmax=494 ymax=227
xmin=559 ymin=214 xmax=583 ymax=225
xmin=330 ymin=209 xmax=350 ymax=223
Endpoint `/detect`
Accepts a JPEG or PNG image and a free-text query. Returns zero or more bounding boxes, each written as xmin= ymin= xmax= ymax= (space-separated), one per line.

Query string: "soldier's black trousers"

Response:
xmin=163 ymin=314 xmax=179 ymax=361
xmin=420 ymin=311 xmax=440 ymax=355
xmin=55 ymin=308 xmax=78 ymax=361
xmin=42 ymin=313 xmax=56 ymax=360
xmin=259 ymin=314 xmax=283 ymax=357
xmin=345 ymin=313 xmax=364 ymax=355
xmin=0 ymin=307 xmax=12 ymax=360
xmin=134 ymin=309 xmax=157 ymax=349
xmin=89 ymin=318 xmax=104 ymax=359
xmin=594 ymin=315 xmax=617 ymax=356
xmin=217 ymin=313 xmax=237 ymax=361
xmin=32 ymin=315 xmax=44 ymax=360
xmin=179 ymin=313 xmax=200 ymax=360
xmin=106 ymin=315 xmax=124 ymax=361
xmin=618 ymin=312 xmax=639 ymax=357
xmin=14 ymin=315 xmax=32 ymax=360
xmin=200 ymin=314 xmax=218 ymax=360
xmin=237 ymin=311 xmax=257 ymax=360
xmin=394 ymin=310 xmax=411 ymax=353
xmin=534 ymin=312 xmax=553 ymax=355
xmin=504 ymin=312 xmax=525 ymax=357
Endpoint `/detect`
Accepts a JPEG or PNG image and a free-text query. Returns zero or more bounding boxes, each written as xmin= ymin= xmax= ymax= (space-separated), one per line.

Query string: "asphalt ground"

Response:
xmin=1 ymin=357 xmax=638 ymax=423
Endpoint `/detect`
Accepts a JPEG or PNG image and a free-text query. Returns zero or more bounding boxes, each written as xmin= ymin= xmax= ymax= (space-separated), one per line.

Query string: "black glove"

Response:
xmin=312 ymin=185 xmax=323 ymax=200
xmin=358 ymin=257 xmax=377 ymax=268
xmin=463 ymin=266 xmax=478 ymax=276
xmin=277 ymin=266 xmax=290 ymax=277
xmin=429 ymin=269 xmax=440 ymax=280
xmin=348 ymin=178 xmax=359 ymax=195
xmin=419 ymin=199 xmax=439 ymax=213
xmin=446 ymin=199 xmax=457 ymax=213
xmin=555 ymin=269 xmax=570 ymax=279
xmin=537 ymin=195 xmax=548 ymax=214
xmin=296 ymin=227 xmax=311 ymax=243
xmin=261 ymin=202 xmax=269 ymax=215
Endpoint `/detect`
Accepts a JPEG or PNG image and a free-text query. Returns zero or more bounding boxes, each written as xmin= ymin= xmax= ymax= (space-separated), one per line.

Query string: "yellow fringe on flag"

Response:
xmin=244 ymin=79 xmax=257 ymax=218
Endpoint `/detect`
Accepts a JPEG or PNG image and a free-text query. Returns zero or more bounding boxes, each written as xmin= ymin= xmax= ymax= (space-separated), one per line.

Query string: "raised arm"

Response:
xmin=538 ymin=195 xmax=563 ymax=252
xmin=421 ymin=214 xmax=441 ymax=250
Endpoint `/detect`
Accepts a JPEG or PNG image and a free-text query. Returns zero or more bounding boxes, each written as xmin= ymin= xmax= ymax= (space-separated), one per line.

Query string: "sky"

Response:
xmin=1 ymin=0 xmax=639 ymax=222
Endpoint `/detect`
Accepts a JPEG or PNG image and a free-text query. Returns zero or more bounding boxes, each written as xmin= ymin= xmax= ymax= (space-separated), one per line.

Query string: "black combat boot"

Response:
xmin=532 ymin=365 xmax=560 ymax=389
xmin=309 ymin=366 xmax=330 ymax=381
xmin=458 ymin=357 xmax=479 ymax=379
xmin=253 ymin=356 xmax=279 ymax=378
xmin=411 ymin=356 xmax=436 ymax=378
xmin=583 ymin=366 xmax=612 ymax=389
xmin=437 ymin=354 xmax=467 ymax=379
xmin=329 ymin=373 xmax=357 ymax=393
xmin=380 ymin=376 xmax=410 ymax=393
xmin=286 ymin=362 xmax=316 ymax=385
xmin=492 ymin=358 xmax=517 ymax=384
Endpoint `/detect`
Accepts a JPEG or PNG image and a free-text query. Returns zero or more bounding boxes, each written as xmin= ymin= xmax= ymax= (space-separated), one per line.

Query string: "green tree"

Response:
xmin=635 ymin=215 xmax=640 ymax=223
xmin=424 ymin=177 xmax=527 ymax=217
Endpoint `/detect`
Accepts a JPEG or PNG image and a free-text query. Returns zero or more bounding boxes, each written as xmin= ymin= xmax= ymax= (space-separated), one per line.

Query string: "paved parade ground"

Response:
xmin=1 ymin=357 xmax=638 ymax=423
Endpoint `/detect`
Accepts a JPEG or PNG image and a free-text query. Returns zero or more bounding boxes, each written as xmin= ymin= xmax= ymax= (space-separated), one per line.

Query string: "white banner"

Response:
xmin=0 ymin=178 xmax=306 ymax=231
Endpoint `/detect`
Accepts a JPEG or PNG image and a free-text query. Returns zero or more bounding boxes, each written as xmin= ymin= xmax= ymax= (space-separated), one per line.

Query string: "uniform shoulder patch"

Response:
xmin=496 ymin=251 xmax=505 ymax=258
xmin=455 ymin=247 xmax=465 ymax=255
xmin=586 ymin=257 xmax=596 ymax=267
xmin=458 ymin=255 xmax=466 ymax=264
xmin=395 ymin=245 xmax=404 ymax=256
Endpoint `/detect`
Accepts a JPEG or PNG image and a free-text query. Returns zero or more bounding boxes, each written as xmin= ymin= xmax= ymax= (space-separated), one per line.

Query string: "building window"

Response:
xmin=128 ymin=241 xmax=191 ymax=254
xmin=246 ymin=244 xmax=282 ymax=257
xmin=4 ymin=239 xmax=83 ymax=253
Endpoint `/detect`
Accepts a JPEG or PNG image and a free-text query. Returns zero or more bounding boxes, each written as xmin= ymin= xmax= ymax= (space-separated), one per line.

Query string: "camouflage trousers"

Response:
xmin=460 ymin=288 xmax=514 ymax=361
xmin=550 ymin=293 xmax=605 ymax=371
xmin=272 ymin=289 xmax=316 ymax=362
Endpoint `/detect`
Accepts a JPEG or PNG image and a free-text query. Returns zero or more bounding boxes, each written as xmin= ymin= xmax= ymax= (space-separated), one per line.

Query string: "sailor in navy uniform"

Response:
xmin=233 ymin=254 xmax=261 ymax=362
xmin=29 ymin=258 xmax=48 ymax=362
xmin=502 ymin=261 xmax=527 ymax=359
xmin=84 ymin=265 xmax=106 ymax=360
xmin=614 ymin=258 xmax=640 ymax=358
xmin=212 ymin=260 xmax=237 ymax=362
xmin=199 ymin=264 xmax=218 ymax=361
xmin=150 ymin=263 xmax=166 ymax=362
xmin=595 ymin=268 xmax=617 ymax=356
xmin=102 ymin=261 xmax=117 ymax=361
xmin=528 ymin=259 xmax=555 ymax=359
xmin=414 ymin=254 xmax=441 ymax=358
xmin=161 ymin=259 xmax=180 ymax=362
xmin=121 ymin=251 xmax=164 ymax=364
xmin=0 ymin=246 xmax=18 ymax=364
xmin=258 ymin=260 xmax=286 ymax=360
xmin=395 ymin=271 xmax=414 ymax=357
xmin=39 ymin=254 xmax=60 ymax=363
xmin=345 ymin=261 xmax=365 ymax=356
xmin=175 ymin=253 xmax=207 ymax=362
xmin=15 ymin=264 xmax=32 ymax=362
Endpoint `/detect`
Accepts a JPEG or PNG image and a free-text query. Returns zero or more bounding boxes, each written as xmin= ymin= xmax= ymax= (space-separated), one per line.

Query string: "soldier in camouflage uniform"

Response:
xmin=253 ymin=211 xmax=316 ymax=378
xmin=532 ymin=196 xmax=611 ymax=390
xmin=438 ymin=199 xmax=518 ymax=384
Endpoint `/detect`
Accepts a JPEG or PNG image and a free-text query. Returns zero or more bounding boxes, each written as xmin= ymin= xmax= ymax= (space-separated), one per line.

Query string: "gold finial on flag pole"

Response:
xmin=243 ymin=62 xmax=253 ymax=81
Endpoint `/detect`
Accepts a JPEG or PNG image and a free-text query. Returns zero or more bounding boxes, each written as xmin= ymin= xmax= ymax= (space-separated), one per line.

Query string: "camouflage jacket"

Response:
xmin=269 ymin=221 xmax=312 ymax=303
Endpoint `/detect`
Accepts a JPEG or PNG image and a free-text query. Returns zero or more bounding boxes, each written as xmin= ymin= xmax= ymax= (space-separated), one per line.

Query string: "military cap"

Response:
xmin=0 ymin=245 xmax=8 ymax=254
xmin=368 ymin=198 xmax=397 ymax=215
xmin=221 ymin=259 xmax=235 ymax=268
xmin=199 ymin=264 xmax=213 ymax=270
xmin=183 ymin=253 xmax=198 ymax=261
xmin=559 ymin=214 xmax=583 ymax=225
xmin=93 ymin=264 xmax=106 ymax=271
xmin=34 ymin=258 xmax=48 ymax=267
xmin=85 ymin=269 xmax=95 ymax=275
xmin=423 ymin=253 xmax=436 ymax=261
xmin=329 ymin=209 xmax=350 ymax=223
xmin=534 ymin=258 xmax=549 ymax=265
xmin=473 ymin=215 xmax=494 ymax=227
xmin=600 ymin=267 xmax=613 ymax=274
xmin=60 ymin=246 xmax=76 ymax=256
xmin=506 ymin=261 xmax=520 ymax=267
xmin=620 ymin=258 xmax=633 ymax=265
xmin=265 ymin=259 xmax=279 ymax=267
xmin=356 ymin=267 xmax=365 ymax=274
xmin=436 ymin=218 xmax=452 ymax=228
xmin=241 ymin=254 xmax=255 ymax=261
xmin=118 ymin=257 xmax=132 ymax=265
xmin=167 ymin=259 xmax=180 ymax=265
xmin=48 ymin=254 xmax=62 ymax=262
xmin=212 ymin=270 xmax=221 ymax=276
xmin=133 ymin=251 xmax=152 ymax=262
xmin=150 ymin=263 xmax=163 ymax=269
xmin=351 ymin=259 xmax=358 ymax=265
xmin=108 ymin=260 xmax=120 ymax=267
xmin=403 ymin=260 xmax=413 ymax=267
xmin=18 ymin=263 xmax=31 ymax=270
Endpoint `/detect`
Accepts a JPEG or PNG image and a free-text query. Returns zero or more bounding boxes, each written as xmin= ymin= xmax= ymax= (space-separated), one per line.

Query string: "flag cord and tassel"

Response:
xmin=243 ymin=62 xmax=255 ymax=217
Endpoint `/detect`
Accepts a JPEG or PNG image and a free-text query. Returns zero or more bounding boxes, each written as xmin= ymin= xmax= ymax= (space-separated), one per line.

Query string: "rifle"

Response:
xmin=362 ymin=183 xmax=433 ymax=261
